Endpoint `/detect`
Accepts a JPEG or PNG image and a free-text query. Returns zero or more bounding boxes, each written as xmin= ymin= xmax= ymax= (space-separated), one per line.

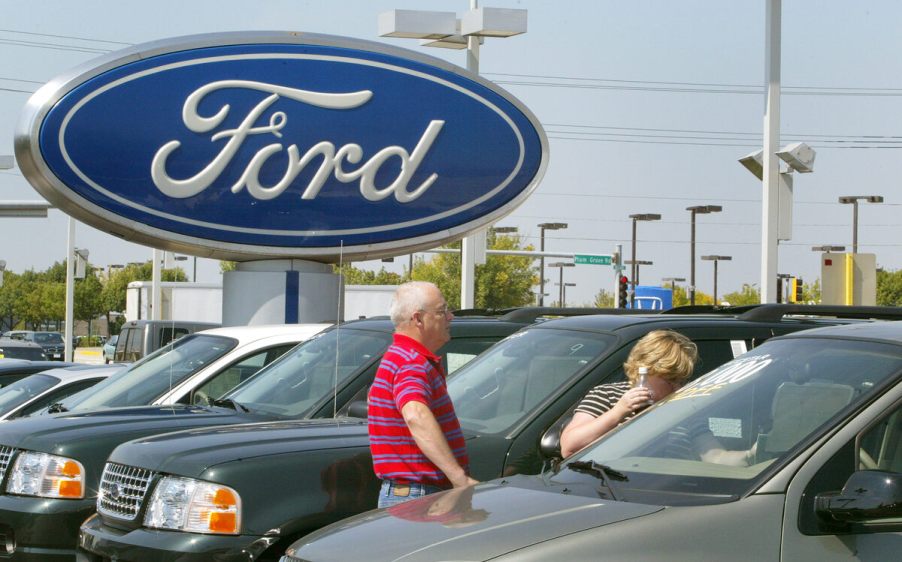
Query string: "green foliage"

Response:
xmin=877 ymin=269 xmax=902 ymax=306
xmin=594 ymin=289 xmax=614 ymax=308
xmin=220 ymin=260 xmax=238 ymax=273
xmin=413 ymin=232 xmax=538 ymax=309
xmin=334 ymin=264 xmax=403 ymax=285
xmin=721 ymin=283 xmax=760 ymax=306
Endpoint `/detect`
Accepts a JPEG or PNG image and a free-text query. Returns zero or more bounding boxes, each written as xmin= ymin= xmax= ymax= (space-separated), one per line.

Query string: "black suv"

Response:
xmin=75 ymin=305 xmax=902 ymax=562
xmin=0 ymin=311 xmax=557 ymax=561
xmin=4 ymin=331 xmax=66 ymax=360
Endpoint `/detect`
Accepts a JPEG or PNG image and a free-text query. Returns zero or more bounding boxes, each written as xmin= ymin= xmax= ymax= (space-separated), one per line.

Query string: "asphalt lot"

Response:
xmin=74 ymin=347 xmax=104 ymax=365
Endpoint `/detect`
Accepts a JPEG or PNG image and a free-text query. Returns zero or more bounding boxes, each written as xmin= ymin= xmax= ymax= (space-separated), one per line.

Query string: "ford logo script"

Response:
xmin=15 ymin=32 xmax=548 ymax=261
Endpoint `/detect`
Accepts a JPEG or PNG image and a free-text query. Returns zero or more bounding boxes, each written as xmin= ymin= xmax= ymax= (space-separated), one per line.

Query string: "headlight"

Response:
xmin=7 ymin=451 xmax=85 ymax=498
xmin=144 ymin=476 xmax=241 ymax=535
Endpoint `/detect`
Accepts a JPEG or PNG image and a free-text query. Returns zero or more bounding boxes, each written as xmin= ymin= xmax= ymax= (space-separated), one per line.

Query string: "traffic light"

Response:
xmin=791 ymin=277 xmax=803 ymax=303
xmin=618 ymin=276 xmax=629 ymax=308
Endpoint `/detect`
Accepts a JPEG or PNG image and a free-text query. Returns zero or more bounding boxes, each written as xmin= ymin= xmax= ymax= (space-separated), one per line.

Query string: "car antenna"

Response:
xmin=333 ymin=241 xmax=344 ymax=418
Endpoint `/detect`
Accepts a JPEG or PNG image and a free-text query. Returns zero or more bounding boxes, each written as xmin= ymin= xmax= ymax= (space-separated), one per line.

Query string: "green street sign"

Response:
xmin=574 ymin=254 xmax=612 ymax=266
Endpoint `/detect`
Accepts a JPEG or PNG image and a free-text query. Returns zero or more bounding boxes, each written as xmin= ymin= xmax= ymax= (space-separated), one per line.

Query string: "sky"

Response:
xmin=3 ymin=0 xmax=902 ymax=307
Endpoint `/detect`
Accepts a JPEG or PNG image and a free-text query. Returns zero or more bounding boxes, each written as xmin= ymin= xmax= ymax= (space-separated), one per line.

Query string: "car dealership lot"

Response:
xmin=74 ymin=305 xmax=902 ymax=562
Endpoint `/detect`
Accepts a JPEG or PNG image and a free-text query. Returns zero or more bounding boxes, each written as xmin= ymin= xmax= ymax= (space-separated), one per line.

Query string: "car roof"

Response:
xmin=0 ymin=360 xmax=79 ymax=373
xmin=775 ymin=319 xmax=902 ymax=343
xmin=0 ymin=339 xmax=43 ymax=348
xmin=30 ymin=364 xmax=127 ymax=382
xmin=197 ymin=323 xmax=333 ymax=341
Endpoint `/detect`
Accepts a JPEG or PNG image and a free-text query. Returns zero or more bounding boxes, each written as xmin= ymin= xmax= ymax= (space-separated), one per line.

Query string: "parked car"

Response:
xmin=73 ymin=304 xmax=902 ymax=562
xmin=0 ymin=359 xmax=78 ymax=389
xmin=0 ymin=364 xmax=124 ymax=422
xmin=113 ymin=319 xmax=219 ymax=363
xmin=102 ymin=335 xmax=118 ymax=364
xmin=0 ymin=339 xmax=47 ymax=361
xmin=0 ymin=311 xmax=546 ymax=561
xmin=51 ymin=323 xmax=330 ymax=414
xmin=284 ymin=320 xmax=902 ymax=562
xmin=4 ymin=330 xmax=66 ymax=360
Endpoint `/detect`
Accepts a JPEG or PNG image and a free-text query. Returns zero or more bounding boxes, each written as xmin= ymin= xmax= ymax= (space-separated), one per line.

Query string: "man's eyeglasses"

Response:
xmin=420 ymin=305 xmax=451 ymax=316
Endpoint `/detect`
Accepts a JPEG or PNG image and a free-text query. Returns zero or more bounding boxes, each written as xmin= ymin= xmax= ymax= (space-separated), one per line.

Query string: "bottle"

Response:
xmin=637 ymin=367 xmax=654 ymax=405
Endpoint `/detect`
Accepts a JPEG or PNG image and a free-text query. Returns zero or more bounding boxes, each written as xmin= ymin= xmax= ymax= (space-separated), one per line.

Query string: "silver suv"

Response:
xmin=286 ymin=320 xmax=902 ymax=562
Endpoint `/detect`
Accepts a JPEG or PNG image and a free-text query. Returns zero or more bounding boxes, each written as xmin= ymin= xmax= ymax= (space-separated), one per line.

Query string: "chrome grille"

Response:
xmin=0 ymin=446 xmax=13 ymax=484
xmin=97 ymin=462 xmax=154 ymax=520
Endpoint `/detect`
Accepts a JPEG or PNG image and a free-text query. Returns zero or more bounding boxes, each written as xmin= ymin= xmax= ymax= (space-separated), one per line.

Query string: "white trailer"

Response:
xmin=126 ymin=282 xmax=223 ymax=323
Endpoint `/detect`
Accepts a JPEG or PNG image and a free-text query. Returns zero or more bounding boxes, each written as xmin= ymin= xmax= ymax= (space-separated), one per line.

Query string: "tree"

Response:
xmin=721 ymin=284 xmax=760 ymax=306
xmin=220 ymin=260 xmax=238 ymax=273
xmin=877 ymin=269 xmax=902 ymax=305
xmin=594 ymin=289 xmax=614 ymax=308
xmin=413 ymin=232 xmax=538 ymax=309
xmin=334 ymin=264 xmax=403 ymax=285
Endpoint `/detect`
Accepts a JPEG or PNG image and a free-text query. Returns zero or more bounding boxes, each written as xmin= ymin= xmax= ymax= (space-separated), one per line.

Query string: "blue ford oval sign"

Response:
xmin=15 ymin=32 xmax=547 ymax=262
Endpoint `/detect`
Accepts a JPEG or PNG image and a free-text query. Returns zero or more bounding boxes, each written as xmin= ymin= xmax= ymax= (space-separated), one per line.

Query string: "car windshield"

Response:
xmin=449 ymin=328 xmax=615 ymax=435
xmin=35 ymin=333 xmax=63 ymax=344
xmin=0 ymin=374 xmax=59 ymax=415
xmin=225 ymin=327 xmax=391 ymax=418
xmin=59 ymin=334 xmax=237 ymax=411
xmin=560 ymin=337 xmax=902 ymax=506
xmin=0 ymin=344 xmax=44 ymax=361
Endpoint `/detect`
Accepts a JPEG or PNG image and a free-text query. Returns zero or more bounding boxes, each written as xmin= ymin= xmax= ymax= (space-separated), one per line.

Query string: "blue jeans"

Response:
xmin=378 ymin=480 xmax=443 ymax=508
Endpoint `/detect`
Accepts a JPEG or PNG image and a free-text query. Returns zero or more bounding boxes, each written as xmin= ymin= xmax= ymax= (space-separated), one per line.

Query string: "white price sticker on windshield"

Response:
xmin=708 ymin=417 xmax=742 ymax=438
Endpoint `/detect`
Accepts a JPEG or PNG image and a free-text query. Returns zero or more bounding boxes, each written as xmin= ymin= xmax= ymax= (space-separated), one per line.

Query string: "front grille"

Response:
xmin=97 ymin=463 xmax=154 ymax=520
xmin=0 ymin=446 xmax=14 ymax=483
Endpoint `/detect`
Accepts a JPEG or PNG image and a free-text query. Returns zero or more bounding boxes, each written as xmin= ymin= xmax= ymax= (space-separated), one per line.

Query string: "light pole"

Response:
xmin=547 ymin=262 xmax=574 ymax=307
xmin=537 ymin=222 xmax=567 ymax=306
xmin=628 ymin=213 xmax=661 ymax=307
xmin=686 ymin=205 xmax=722 ymax=305
xmin=701 ymin=255 xmax=732 ymax=304
xmin=838 ymin=196 xmax=884 ymax=254
xmin=661 ymin=276 xmax=686 ymax=294
xmin=379 ymin=3 xmax=527 ymax=309
xmin=562 ymin=282 xmax=576 ymax=307
xmin=623 ymin=260 xmax=653 ymax=286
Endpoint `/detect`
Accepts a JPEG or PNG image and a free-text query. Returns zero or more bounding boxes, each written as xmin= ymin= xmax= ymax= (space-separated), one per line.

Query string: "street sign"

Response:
xmin=574 ymin=254 xmax=612 ymax=266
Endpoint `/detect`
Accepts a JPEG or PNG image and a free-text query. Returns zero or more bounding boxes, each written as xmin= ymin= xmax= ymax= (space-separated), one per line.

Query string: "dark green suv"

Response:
xmin=0 ymin=311 xmax=543 ymax=561
xmin=76 ymin=305 xmax=902 ymax=562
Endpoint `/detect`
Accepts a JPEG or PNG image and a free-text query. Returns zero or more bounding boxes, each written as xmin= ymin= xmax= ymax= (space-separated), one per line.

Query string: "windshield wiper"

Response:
xmin=211 ymin=398 xmax=250 ymax=413
xmin=566 ymin=460 xmax=628 ymax=501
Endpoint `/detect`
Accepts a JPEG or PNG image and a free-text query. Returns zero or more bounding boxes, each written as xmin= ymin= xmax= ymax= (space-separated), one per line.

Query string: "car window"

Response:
xmin=17 ymin=377 xmax=105 ymax=418
xmin=188 ymin=343 xmax=296 ymax=404
xmin=159 ymin=327 xmax=190 ymax=348
xmin=449 ymin=329 xmax=615 ymax=435
xmin=440 ymin=337 xmax=505 ymax=374
xmin=225 ymin=328 xmax=391 ymax=418
xmin=0 ymin=374 xmax=60 ymax=416
xmin=63 ymin=334 xmax=238 ymax=410
xmin=122 ymin=328 xmax=143 ymax=362
xmin=0 ymin=344 xmax=45 ymax=361
xmin=35 ymin=333 xmax=64 ymax=344
xmin=567 ymin=337 xmax=902 ymax=506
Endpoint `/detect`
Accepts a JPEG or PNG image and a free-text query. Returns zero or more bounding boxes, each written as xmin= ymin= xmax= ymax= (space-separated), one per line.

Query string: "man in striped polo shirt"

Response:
xmin=368 ymin=281 xmax=477 ymax=508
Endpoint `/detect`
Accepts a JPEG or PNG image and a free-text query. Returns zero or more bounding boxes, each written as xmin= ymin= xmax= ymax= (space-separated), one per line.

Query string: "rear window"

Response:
xmin=0 ymin=344 xmax=45 ymax=361
xmin=35 ymin=333 xmax=64 ymax=345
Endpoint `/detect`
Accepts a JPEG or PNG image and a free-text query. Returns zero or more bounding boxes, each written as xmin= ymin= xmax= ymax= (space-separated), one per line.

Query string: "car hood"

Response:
xmin=108 ymin=417 xmax=371 ymax=478
xmin=290 ymin=475 xmax=662 ymax=562
xmin=0 ymin=405 xmax=268 ymax=457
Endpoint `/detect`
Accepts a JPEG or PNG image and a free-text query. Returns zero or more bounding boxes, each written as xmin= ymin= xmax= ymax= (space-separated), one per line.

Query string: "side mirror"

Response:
xmin=815 ymin=470 xmax=902 ymax=527
xmin=347 ymin=400 xmax=368 ymax=419
xmin=539 ymin=415 xmax=572 ymax=459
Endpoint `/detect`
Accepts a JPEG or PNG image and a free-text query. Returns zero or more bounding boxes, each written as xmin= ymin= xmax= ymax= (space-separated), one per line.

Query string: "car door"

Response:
xmin=779 ymin=380 xmax=902 ymax=561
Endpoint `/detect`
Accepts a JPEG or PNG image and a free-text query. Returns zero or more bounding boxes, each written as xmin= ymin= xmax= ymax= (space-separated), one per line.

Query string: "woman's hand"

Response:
xmin=615 ymin=386 xmax=655 ymax=415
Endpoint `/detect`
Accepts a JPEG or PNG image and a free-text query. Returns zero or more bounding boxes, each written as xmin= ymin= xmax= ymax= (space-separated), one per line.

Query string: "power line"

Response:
xmin=0 ymin=29 xmax=132 ymax=46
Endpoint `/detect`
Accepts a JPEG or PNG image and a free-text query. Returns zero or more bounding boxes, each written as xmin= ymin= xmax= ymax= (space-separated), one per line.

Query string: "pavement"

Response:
xmin=74 ymin=347 xmax=105 ymax=365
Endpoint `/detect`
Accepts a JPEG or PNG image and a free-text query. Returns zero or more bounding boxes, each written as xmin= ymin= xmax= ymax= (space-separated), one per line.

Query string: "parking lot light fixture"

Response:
xmin=701 ymin=255 xmax=732 ymax=304
xmin=547 ymin=261 xmax=574 ymax=306
xmin=811 ymin=245 xmax=845 ymax=253
xmin=628 ymin=213 xmax=661 ymax=307
xmin=537 ymin=222 xmax=567 ymax=306
xmin=838 ymin=195 xmax=884 ymax=254
xmin=378 ymin=2 xmax=527 ymax=310
xmin=686 ymin=205 xmax=722 ymax=305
